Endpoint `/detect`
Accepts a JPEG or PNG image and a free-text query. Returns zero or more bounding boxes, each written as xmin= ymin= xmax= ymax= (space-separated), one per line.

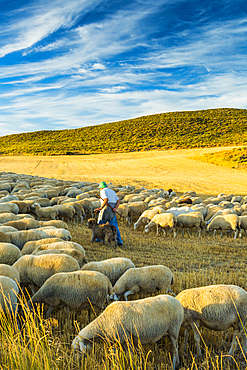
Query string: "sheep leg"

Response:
xmin=183 ymin=328 xmax=190 ymax=353
xmin=29 ymin=283 xmax=38 ymax=295
xmin=234 ymin=230 xmax=238 ymax=239
xmin=168 ymin=334 xmax=179 ymax=370
xmin=162 ymin=228 xmax=167 ymax=237
xmin=186 ymin=228 xmax=191 ymax=237
xmin=213 ymin=229 xmax=217 ymax=237
xmin=228 ymin=329 xmax=239 ymax=355
xmin=156 ymin=225 xmax=159 ymax=236
xmin=191 ymin=322 xmax=202 ymax=356
xmin=46 ymin=306 xmax=55 ymax=318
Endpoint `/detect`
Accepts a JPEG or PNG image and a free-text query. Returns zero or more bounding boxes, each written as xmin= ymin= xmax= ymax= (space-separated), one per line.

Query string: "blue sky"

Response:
xmin=0 ymin=0 xmax=247 ymax=136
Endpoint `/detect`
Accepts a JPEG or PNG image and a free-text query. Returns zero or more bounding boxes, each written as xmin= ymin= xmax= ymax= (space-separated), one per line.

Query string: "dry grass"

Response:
xmin=1 ymin=145 xmax=247 ymax=195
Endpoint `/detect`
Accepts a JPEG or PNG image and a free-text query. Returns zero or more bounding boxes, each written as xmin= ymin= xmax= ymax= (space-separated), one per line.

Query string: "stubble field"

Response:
xmin=1 ymin=147 xmax=247 ymax=370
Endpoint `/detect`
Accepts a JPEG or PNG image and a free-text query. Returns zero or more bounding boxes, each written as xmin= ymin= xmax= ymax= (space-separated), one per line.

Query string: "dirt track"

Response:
xmin=1 ymin=146 xmax=247 ymax=195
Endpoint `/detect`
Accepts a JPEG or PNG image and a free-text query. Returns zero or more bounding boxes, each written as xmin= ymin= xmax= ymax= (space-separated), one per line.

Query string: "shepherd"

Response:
xmin=94 ymin=182 xmax=124 ymax=246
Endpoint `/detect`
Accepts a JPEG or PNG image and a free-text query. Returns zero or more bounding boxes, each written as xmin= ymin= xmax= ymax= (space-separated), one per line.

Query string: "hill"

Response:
xmin=1 ymin=108 xmax=247 ymax=155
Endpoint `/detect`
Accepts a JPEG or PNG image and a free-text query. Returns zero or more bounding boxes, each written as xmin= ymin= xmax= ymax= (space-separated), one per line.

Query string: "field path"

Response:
xmin=1 ymin=146 xmax=247 ymax=195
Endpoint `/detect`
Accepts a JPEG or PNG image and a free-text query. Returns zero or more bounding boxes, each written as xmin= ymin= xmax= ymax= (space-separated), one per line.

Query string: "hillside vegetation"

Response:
xmin=1 ymin=108 xmax=247 ymax=155
xmin=194 ymin=146 xmax=247 ymax=169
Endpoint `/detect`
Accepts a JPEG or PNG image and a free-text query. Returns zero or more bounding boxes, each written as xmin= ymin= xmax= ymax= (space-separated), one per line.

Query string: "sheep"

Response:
xmin=144 ymin=213 xmax=176 ymax=237
xmin=128 ymin=202 xmax=147 ymax=224
xmin=76 ymin=199 xmax=94 ymax=218
xmin=112 ymin=265 xmax=174 ymax=301
xmin=0 ymin=243 xmax=22 ymax=265
xmin=32 ymin=248 xmax=87 ymax=267
xmin=13 ymin=254 xmax=80 ymax=294
xmin=28 ymin=270 xmax=113 ymax=317
xmin=31 ymin=203 xmax=58 ymax=221
xmin=239 ymin=215 xmax=247 ymax=237
xmin=0 ymin=225 xmax=18 ymax=233
xmin=134 ymin=207 xmax=165 ymax=231
xmin=205 ymin=208 xmax=236 ymax=225
xmin=87 ymin=218 xmax=117 ymax=247
xmin=0 ymin=276 xmax=19 ymax=316
xmin=39 ymin=220 xmax=69 ymax=230
xmin=175 ymin=212 xmax=205 ymax=237
xmin=0 ymin=264 xmax=20 ymax=284
xmin=0 ymin=203 xmax=19 ymax=215
xmin=166 ymin=206 xmax=194 ymax=217
xmin=22 ymin=237 xmax=64 ymax=255
xmin=3 ymin=218 xmax=40 ymax=231
xmin=7 ymin=228 xmax=71 ymax=250
xmin=72 ymin=294 xmax=183 ymax=370
xmin=63 ymin=202 xmax=85 ymax=223
xmin=0 ymin=194 xmax=19 ymax=203
xmin=178 ymin=197 xmax=192 ymax=205
xmin=176 ymin=285 xmax=247 ymax=356
xmin=81 ymin=258 xmax=135 ymax=286
xmin=9 ymin=200 xmax=30 ymax=214
xmin=0 ymin=231 xmax=11 ymax=243
xmin=0 ymin=213 xmax=34 ymax=224
xmin=31 ymin=241 xmax=86 ymax=255
xmin=207 ymin=214 xmax=240 ymax=239
xmin=54 ymin=204 xmax=75 ymax=223
xmin=116 ymin=203 xmax=129 ymax=223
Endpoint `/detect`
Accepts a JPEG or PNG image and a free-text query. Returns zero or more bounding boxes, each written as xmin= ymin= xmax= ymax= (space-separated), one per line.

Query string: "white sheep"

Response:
xmin=0 ymin=225 xmax=18 ymax=233
xmin=0 ymin=242 xmax=22 ymax=265
xmin=134 ymin=207 xmax=165 ymax=231
xmin=112 ymin=265 xmax=174 ymax=301
xmin=81 ymin=257 xmax=135 ymax=286
xmin=22 ymin=237 xmax=64 ymax=254
xmin=12 ymin=254 xmax=80 ymax=294
xmin=239 ymin=215 xmax=247 ymax=237
xmin=205 ymin=208 xmax=236 ymax=225
xmin=0 ymin=203 xmax=19 ymax=215
xmin=207 ymin=214 xmax=240 ymax=238
xmin=72 ymin=294 xmax=184 ymax=370
xmin=128 ymin=202 xmax=147 ymax=224
xmin=39 ymin=220 xmax=69 ymax=230
xmin=28 ymin=270 xmax=113 ymax=316
xmin=0 ymin=276 xmax=19 ymax=315
xmin=31 ymin=203 xmax=58 ymax=221
xmin=176 ymin=285 xmax=247 ymax=356
xmin=144 ymin=213 xmax=176 ymax=237
xmin=0 ymin=264 xmax=20 ymax=284
xmin=54 ymin=204 xmax=76 ymax=223
xmin=175 ymin=212 xmax=205 ymax=237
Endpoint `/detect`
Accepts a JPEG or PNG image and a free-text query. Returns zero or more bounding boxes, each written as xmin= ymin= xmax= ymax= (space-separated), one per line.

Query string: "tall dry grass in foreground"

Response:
xmin=1 ymin=219 xmax=247 ymax=369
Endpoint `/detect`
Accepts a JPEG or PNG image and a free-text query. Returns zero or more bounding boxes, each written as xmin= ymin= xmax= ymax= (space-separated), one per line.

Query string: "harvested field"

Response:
xmin=1 ymin=145 xmax=247 ymax=194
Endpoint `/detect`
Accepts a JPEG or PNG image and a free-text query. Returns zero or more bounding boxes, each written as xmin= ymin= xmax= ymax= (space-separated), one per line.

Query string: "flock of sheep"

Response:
xmin=0 ymin=171 xmax=246 ymax=369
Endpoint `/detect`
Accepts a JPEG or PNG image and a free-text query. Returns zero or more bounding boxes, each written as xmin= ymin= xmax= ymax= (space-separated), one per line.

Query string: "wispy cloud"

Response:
xmin=0 ymin=0 xmax=246 ymax=136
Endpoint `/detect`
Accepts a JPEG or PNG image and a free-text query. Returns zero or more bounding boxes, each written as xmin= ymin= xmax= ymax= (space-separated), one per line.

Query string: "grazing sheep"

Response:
xmin=22 ymin=238 xmax=64 ymax=255
xmin=176 ymin=285 xmax=247 ymax=356
xmin=0 ymin=264 xmax=20 ymax=284
xmin=9 ymin=200 xmax=30 ymax=214
xmin=0 ymin=203 xmax=19 ymax=215
xmin=144 ymin=213 xmax=176 ymax=237
xmin=0 ymin=276 xmax=19 ymax=315
xmin=0 ymin=225 xmax=18 ymax=233
xmin=175 ymin=212 xmax=205 ymax=237
xmin=65 ymin=202 xmax=85 ymax=223
xmin=178 ymin=197 xmax=192 ymax=205
xmin=128 ymin=202 xmax=147 ymax=224
xmin=116 ymin=203 xmax=129 ymax=223
xmin=39 ymin=220 xmax=69 ymax=230
xmin=87 ymin=219 xmax=117 ymax=247
xmin=31 ymin=241 xmax=86 ymax=255
xmin=0 ymin=243 xmax=22 ymax=265
xmin=0 ymin=231 xmax=11 ymax=243
xmin=76 ymin=199 xmax=94 ymax=219
xmin=166 ymin=206 xmax=194 ymax=217
xmin=112 ymin=265 xmax=174 ymax=301
xmin=54 ymin=204 xmax=75 ymax=223
xmin=72 ymin=294 xmax=183 ymax=370
xmin=207 ymin=214 xmax=240 ymax=238
xmin=239 ymin=215 xmax=247 ymax=237
xmin=3 ymin=218 xmax=40 ymax=230
xmin=29 ymin=270 xmax=113 ymax=316
xmin=81 ymin=258 xmax=135 ymax=286
xmin=31 ymin=203 xmax=58 ymax=221
xmin=13 ymin=254 xmax=80 ymax=294
xmin=134 ymin=207 xmax=165 ymax=231
xmin=0 ymin=195 xmax=19 ymax=203
xmin=205 ymin=208 xmax=236 ymax=225
xmin=32 ymin=248 xmax=87 ymax=267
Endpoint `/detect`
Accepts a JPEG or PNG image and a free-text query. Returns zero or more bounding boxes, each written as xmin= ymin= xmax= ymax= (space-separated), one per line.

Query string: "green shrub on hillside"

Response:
xmin=0 ymin=108 xmax=247 ymax=155
xmin=195 ymin=147 xmax=247 ymax=169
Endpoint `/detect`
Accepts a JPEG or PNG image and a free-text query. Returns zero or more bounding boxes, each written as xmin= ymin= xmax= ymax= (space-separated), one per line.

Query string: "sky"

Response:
xmin=0 ymin=0 xmax=247 ymax=136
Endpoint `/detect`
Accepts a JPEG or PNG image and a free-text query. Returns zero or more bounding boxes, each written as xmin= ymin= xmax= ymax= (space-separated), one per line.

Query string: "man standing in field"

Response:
xmin=94 ymin=181 xmax=123 ymax=246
